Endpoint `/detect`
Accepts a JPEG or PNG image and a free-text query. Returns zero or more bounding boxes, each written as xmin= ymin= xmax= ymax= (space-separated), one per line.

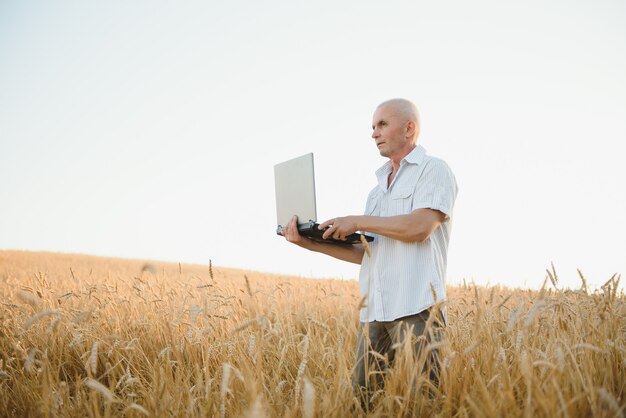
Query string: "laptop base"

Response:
xmin=277 ymin=220 xmax=374 ymax=245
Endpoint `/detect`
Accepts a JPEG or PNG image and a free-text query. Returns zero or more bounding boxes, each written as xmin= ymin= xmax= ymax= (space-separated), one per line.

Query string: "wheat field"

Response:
xmin=0 ymin=250 xmax=624 ymax=417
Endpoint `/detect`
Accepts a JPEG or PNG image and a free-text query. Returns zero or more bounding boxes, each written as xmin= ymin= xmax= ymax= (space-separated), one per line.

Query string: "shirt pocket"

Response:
xmin=365 ymin=192 xmax=381 ymax=216
xmin=390 ymin=186 xmax=414 ymax=215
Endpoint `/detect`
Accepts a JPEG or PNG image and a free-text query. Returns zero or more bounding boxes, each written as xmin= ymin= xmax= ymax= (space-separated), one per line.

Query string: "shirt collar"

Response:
xmin=403 ymin=144 xmax=427 ymax=165
xmin=375 ymin=145 xmax=427 ymax=190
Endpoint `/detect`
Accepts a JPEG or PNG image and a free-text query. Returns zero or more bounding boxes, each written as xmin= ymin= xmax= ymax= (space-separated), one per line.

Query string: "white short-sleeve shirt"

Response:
xmin=359 ymin=145 xmax=458 ymax=322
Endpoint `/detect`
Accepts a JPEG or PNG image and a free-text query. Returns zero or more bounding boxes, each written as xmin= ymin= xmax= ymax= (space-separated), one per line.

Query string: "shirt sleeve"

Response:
xmin=411 ymin=158 xmax=458 ymax=219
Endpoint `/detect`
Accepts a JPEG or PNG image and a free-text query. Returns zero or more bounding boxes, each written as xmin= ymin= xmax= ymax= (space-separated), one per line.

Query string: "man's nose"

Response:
xmin=371 ymin=129 xmax=378 ymax=139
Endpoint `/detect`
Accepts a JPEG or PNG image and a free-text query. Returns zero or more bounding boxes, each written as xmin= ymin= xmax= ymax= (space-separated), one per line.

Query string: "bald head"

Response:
xmin=376 ymin=98 xmax=420 ymax=143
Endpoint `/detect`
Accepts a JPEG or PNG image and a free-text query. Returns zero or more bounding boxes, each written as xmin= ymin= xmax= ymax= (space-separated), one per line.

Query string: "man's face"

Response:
xmin=371 ymin=104 xmax=412 ymax=159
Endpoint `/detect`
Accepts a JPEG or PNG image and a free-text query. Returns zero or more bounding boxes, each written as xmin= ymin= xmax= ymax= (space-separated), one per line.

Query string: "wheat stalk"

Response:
xmin=220 ymin=363 xmax=232 ymax=418
xmin=85 ymin=378 xmax=115 ymax=402
xmin=294 ymin=335 xmax=310 ymax=403
xmin=302 ymin=377 xmax=315 ymax=418
xmin=125 ymin=403 xmax=149 ymax=416
xmin=23 ymin=310 xmax=61 ymax=330
xmin=88 ymin=342 xmax=99 ymax=375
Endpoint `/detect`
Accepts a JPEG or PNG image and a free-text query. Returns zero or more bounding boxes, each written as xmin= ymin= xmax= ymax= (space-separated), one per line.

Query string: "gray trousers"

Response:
xmin=353 ymin=308 xmax=444 ymax=405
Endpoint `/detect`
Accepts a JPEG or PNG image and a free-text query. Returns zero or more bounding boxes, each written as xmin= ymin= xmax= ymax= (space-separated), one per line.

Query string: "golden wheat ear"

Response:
xmin=360 ymin=234 xmax=372 ymax=257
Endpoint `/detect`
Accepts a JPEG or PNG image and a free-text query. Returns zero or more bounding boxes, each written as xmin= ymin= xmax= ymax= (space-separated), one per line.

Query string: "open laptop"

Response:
xmin=274 ymin=153 xmax=373 ymax=244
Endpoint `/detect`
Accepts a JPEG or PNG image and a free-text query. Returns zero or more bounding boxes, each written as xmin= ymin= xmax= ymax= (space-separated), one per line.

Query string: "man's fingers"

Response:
xmin=320 ymin=217 xmax=355 ymax=240
xmin=320 ymin=218 xmax=337 ymax=240
xmin=334 ymin=230 xmax=347 ymax=241
xmin=323 ymin=224 xmax=341 ymax=240
xmin=319 ymin=218 xmax=335 ymax=230
xmin=322 ymin=224 xmax=347 ymax=241
xmin=284 ymin=215 xmax=300 ymax=242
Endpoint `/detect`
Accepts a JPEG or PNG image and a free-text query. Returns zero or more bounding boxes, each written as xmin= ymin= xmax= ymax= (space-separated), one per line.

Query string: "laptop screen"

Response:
xmin=274 ymin=153 xmax=317 ymax=228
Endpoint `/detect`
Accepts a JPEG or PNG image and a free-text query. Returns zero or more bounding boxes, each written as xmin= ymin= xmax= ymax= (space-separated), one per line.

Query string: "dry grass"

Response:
xmin=0 ymin=250 xmax=624 ymax=417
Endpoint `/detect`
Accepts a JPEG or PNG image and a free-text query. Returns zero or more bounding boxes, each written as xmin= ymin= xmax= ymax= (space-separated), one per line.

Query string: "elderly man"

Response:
xmin=282 ymin=98 xmax=458 ymax=406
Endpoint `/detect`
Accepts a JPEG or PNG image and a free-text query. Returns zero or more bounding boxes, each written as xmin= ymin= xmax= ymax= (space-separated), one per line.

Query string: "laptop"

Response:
xmin=274 ymin=153 xmax=374 ymax=245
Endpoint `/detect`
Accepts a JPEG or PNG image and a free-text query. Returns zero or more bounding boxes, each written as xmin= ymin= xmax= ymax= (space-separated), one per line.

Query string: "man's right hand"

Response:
xmin=283 ymin=215 xmax=312 ymax=247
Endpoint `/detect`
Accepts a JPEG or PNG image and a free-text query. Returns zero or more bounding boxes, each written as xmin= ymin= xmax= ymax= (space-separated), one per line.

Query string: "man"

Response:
xmin=282 ymin=98 xmax=458 ymax=406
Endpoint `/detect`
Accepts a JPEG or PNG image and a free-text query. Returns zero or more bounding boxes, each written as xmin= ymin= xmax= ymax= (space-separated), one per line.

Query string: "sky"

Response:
xmin=1 ymin=1 xmax=625 ymax=291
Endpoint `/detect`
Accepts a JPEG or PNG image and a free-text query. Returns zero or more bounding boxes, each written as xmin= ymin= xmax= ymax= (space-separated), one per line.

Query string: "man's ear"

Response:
xmin=406 ymin=120 xmax=417 ymax=139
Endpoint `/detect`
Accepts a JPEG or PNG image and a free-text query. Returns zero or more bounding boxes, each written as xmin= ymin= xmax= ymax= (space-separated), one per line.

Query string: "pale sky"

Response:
xmin=1 ymin=1 xmax=625 ymax=291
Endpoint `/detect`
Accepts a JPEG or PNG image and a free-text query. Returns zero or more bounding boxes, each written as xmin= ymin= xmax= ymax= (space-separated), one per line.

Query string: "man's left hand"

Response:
xmin=319 ymin=216 xmax=359 ymax=241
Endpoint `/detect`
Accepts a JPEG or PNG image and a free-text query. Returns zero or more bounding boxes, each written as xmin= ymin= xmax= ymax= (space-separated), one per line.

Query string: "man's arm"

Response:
xmin=282 ymin=215 xmax=365 ymax=264
xmin=319 ymin=208 xmax=446 ymax=243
